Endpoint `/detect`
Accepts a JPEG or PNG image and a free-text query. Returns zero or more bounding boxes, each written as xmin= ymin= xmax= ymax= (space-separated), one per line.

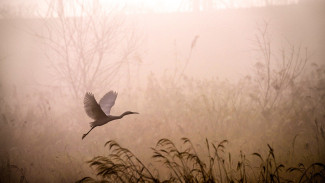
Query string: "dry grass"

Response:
xmin=77 ymin=138 xmax=325 ymax=183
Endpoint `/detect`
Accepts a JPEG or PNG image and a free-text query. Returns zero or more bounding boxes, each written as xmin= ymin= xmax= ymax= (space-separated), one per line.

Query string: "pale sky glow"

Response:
xmin=36 ymin=0 xmax=186 ymax=17
xmin=100 ymin=0 xmax=300 ymax=12
xmin=0 ymin=0 xmax=300 ymax=18
xmin=100 ymin=0 xmax=183 ymax=13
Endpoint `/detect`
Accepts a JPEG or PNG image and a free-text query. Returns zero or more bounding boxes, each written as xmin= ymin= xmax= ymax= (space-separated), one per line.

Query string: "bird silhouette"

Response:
xmin=82 ymin=91 xmax=139 ymax=139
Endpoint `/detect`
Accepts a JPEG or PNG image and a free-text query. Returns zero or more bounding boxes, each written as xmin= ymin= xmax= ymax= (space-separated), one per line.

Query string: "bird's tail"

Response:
xmin=89 ymin=122 xmax=95 ymax=128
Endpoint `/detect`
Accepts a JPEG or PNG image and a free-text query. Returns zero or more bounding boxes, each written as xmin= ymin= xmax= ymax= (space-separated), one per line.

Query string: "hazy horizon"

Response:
xmin=0 ymin=1 xmax=324 ymax=182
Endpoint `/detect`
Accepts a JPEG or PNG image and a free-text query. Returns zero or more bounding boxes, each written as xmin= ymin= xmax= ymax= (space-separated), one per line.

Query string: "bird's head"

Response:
xmin=122 ymin=111 xmax=139 ymax=116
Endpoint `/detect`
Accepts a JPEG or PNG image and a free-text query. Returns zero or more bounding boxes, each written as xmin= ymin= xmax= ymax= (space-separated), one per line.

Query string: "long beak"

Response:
xmin=132 ymin=112 xmax=139 ymax=114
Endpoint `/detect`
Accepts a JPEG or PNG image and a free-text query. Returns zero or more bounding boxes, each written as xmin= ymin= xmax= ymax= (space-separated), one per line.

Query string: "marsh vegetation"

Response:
xmin=0 ymin=1 xmax=325 ymax=182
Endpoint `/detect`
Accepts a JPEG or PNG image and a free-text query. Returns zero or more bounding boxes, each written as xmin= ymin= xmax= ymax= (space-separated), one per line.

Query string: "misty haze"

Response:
xmin=0 ymin=0 xmax=325 ymax=182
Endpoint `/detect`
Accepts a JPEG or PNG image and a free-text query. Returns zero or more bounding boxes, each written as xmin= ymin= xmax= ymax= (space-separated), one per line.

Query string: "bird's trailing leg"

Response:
xmin=82 ymin=127 xmax=95 ymax=140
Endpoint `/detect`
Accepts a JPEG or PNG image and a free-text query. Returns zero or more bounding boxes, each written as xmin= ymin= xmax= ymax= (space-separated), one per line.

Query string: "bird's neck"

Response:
xmin=109 ymin=115 xmax=122 ymax=120
xmin=109 ymin=113 xmax=128 ymax=120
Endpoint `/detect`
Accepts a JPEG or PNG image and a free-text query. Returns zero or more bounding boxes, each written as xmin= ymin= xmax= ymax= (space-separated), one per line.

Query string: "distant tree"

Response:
xmin=251 ymin=22 xmax=308 ymax=117
xmin=35 ymin=0 xmax=140 ymax=98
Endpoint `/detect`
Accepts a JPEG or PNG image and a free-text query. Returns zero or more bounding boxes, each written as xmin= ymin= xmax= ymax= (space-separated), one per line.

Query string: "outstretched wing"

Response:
xmin=84 ymin=92 xmax=107 ymax=120
xmin=99 ymin=91 xmax=118 ymax=115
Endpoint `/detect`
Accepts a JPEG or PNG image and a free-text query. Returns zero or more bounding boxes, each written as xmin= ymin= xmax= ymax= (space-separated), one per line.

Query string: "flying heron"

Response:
xmin=82 ymin=91 xmax=139 ymax=139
